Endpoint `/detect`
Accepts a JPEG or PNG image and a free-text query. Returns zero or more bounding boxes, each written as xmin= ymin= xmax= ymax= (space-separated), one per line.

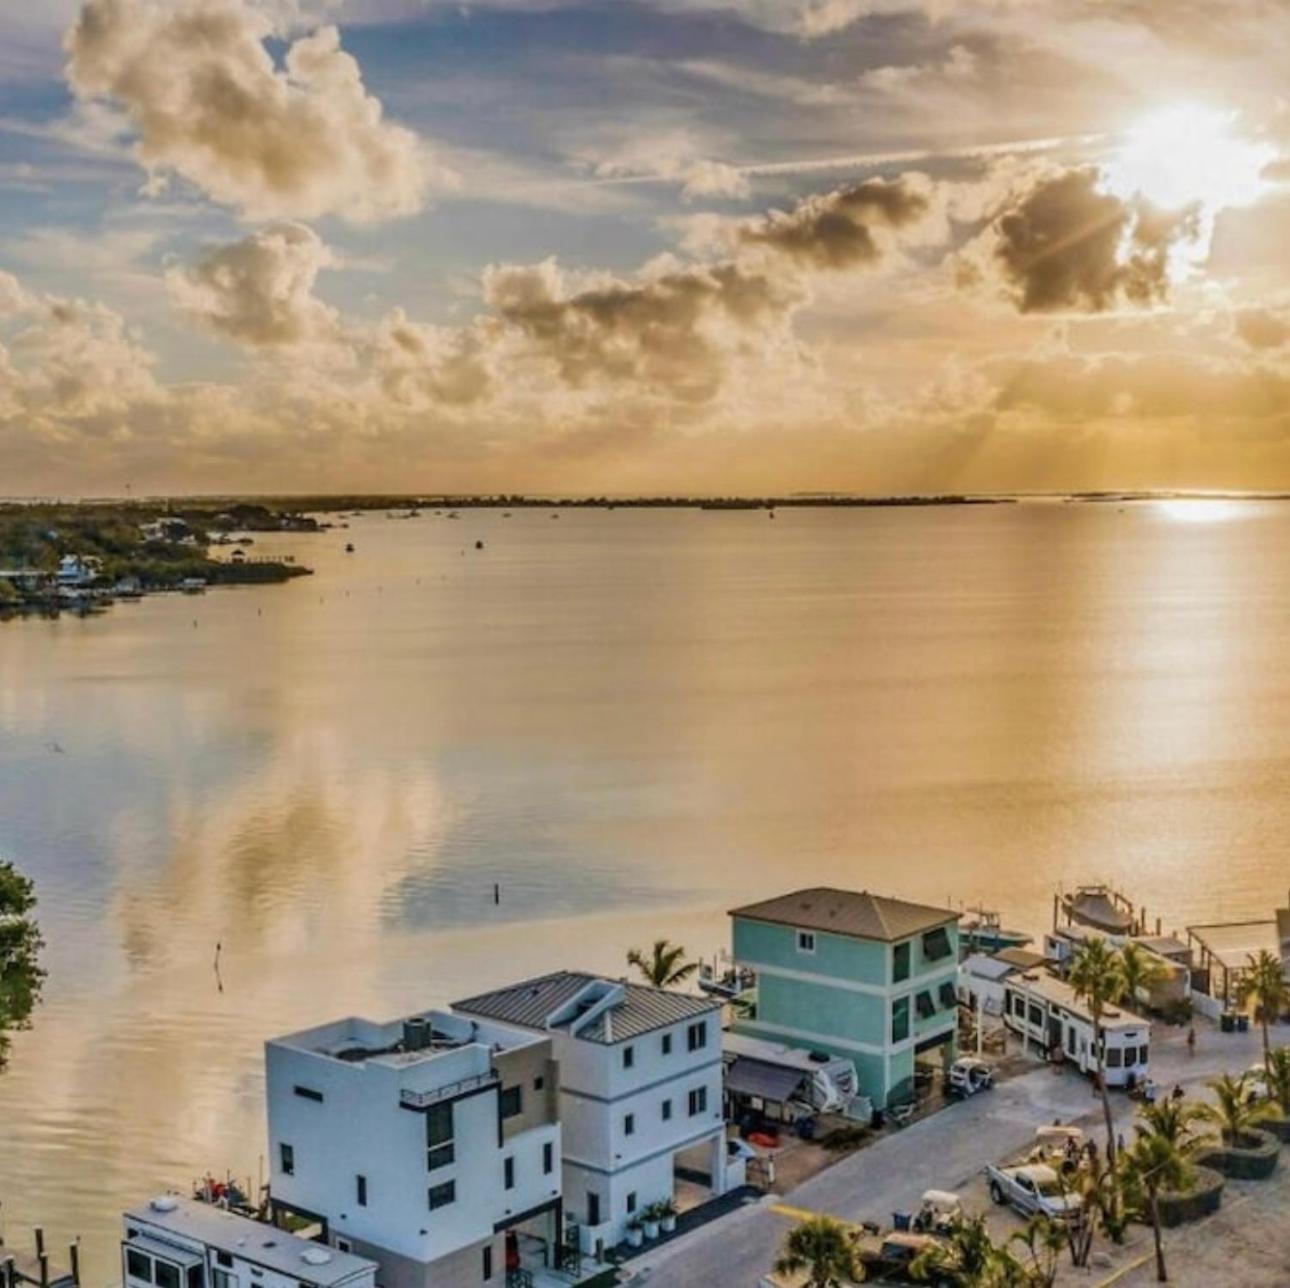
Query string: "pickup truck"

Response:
xmin=985 ymin=1163 xmax=1083 ymax=1222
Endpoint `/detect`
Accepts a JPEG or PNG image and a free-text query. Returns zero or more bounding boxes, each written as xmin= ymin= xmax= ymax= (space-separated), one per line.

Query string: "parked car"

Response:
xmin=985 ymin=1163 xmax=1083 ymax=1222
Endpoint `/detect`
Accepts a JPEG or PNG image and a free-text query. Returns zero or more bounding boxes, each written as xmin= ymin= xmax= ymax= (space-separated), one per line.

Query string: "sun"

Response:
xmin=1107 ymin=104 xmax=1273 ymax=213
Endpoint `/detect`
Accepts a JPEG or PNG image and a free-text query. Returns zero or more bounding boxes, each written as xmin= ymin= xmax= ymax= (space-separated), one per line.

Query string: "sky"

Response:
xmin=1 ymin=0 xmax=1289 ymax=496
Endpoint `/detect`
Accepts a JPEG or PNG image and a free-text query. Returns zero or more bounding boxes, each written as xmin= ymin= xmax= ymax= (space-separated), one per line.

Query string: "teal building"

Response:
xmin=729 ymin=888 xmax=961 ymax=1109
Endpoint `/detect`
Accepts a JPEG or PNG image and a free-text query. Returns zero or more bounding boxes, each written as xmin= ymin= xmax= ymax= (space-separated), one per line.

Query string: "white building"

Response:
xmin=265 ymin=1009 xmax=563 ymax=1288
xmin=454 ymin=973 xmax=728 ymax=1256
xmin=56 ymin=554 xmax=100 ymax=587
xmin=123 ymin=1196 xmax=377 ymax=1288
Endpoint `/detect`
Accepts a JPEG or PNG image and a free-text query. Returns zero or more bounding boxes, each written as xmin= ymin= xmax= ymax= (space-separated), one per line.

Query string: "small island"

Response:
xmin=0 ymin=501 xmax=315 ymax=620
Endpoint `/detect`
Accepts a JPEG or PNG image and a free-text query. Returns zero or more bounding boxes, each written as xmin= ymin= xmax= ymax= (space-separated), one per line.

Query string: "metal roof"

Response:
xmin=453 ymin=971 xmax=718 ymax=1045
xmin=729 ymin=888 xmax=958 ymax=943
xmin=125 ymin=1199 xmax=376 ymax=1288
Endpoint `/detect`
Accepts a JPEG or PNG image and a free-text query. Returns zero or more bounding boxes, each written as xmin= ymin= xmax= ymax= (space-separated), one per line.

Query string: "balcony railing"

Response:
xmin=399 ymin=1070 xmax=497 ymax=1109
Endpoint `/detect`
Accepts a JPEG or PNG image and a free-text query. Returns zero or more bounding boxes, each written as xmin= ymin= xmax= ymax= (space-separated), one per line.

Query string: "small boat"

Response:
xmin=1059 ymin=884 xmax=1137 ymax=936
xmin=697 ymin=957 xmax=755 ymax=1001
xmin=180 ymin=578 xmax=207 ymax=594
xmin=960 ymin=907 xmax=1032 ymax=956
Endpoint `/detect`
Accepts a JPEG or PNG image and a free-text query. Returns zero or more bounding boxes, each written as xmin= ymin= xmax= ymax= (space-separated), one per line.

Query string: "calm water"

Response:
xmin=2 ymin=500 xmax=1289 ymax=1279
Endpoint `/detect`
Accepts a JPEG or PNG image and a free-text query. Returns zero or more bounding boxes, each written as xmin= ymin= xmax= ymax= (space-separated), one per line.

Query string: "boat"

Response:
xmin=697 ymin=953 xmax=755 ymax=1001
xmin=1058 ymin=884 xmax=1137 ymax=936
xmin=959 ymin=907 xmax=1032 ymax=956
xmin=180 ymin=578 xmax=207 ymax=594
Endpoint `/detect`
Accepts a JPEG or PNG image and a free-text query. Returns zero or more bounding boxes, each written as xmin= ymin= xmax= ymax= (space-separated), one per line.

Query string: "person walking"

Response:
xmin=1187 ymin=1024 xmax=1196 ymax=1057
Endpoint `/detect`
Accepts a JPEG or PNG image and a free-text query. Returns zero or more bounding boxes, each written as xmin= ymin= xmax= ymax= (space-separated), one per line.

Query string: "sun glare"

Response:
xmin=1154 ymin=498 xmax=1243 ymax=525
xmin=1108 ymin=104 xmax=1272 ymax=214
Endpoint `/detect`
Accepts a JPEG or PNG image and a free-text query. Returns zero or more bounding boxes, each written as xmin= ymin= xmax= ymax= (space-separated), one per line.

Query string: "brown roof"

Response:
xmin=994 ymin=947 xmax=1047 ymax=970
xmin=729 ymin=887 xmax=958 ymax=943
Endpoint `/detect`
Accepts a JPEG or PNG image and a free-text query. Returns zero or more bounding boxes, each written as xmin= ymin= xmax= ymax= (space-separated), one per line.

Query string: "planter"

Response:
xmin=661 ymin=1215 xmax=677 ymax=1234
xmin=626 ymin=1227 xmax=643 ymax=1249
xmin=1269 ymin=1118 xmax=1290 ymax=1144
xmin=1196 ymin=1128 xmax=1281 ymax=1181
xmin=1155 ymin=1165 xmax=1225 ymax=1228
xmin=642 ymin=1220 xmax=660 ymax=1240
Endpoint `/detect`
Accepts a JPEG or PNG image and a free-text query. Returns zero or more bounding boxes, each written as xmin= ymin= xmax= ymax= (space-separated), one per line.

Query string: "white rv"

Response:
xmin=722 ymin=1032 xmax=866 ymax=1116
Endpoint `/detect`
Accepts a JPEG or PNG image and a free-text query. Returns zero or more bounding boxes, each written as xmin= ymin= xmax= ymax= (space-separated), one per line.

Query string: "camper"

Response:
xmin=723 ymin=1032 xmax=866 ymax=1116
xmin=1003 ymin=971 xmax=1150 ymax=1088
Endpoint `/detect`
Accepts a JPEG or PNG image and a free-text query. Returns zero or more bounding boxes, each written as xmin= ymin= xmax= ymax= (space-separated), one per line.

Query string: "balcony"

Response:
xmin=399 ymin=1070 xmax=497 ymax=1109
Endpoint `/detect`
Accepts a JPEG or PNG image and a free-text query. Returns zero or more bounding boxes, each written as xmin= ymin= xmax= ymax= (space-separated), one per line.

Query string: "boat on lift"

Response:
xmin=959 ymin=907 xmax=1032 ymax=956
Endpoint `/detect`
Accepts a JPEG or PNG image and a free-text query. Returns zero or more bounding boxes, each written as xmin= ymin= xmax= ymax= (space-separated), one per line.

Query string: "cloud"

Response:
xmin=368 ymin=310 xmax=492 ymax=408
xmin=736 ymin=175 xmax=933 ymax=269
xmin=167 ymin=221 xmax=340 ymax=347
xmin=584 ymin=129 xmax=752 ymax=203
xmin=984 ymin=166 xmax=1200 ymax=313
xmin=1234 ymin=306 xmax=1290 ymax=350
xmin=64 ymin=0 xmax=440 ymax=223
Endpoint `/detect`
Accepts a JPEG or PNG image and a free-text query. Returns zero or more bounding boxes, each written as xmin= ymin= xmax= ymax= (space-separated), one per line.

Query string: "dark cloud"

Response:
xmin=738 ymin=176 xmax=931 ymax=270
xmin=993 ymin=166 xmax=1199 ymax=313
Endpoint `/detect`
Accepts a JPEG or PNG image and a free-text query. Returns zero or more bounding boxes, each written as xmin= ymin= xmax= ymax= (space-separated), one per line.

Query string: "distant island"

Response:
xmin=0 ymin=501 xmax=315 ymax=620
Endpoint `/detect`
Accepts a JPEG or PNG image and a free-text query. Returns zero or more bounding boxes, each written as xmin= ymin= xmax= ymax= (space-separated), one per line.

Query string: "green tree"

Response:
xmin=1119 ymin=942 xmax=1166 ymax=1013
xmin=626 ymin=939 xmax=698 ymax=989
xmin=1235 ymin=950 xmax=1290 ymax=1068
xmin=773 ymin=1215 xmax=862 ymax=1287
xmin=911 ymin=1214 xmax=1031 ymax=1286
xmin=0 ymin=861 xmax=46 ymax=1069
xmin=1262 ymin=1046 xmax=1290 ymax=1114
xmin=1008 ymin=1214 xmax=1066 ymax=1288
xmin=1197 ymin=1071 xmax=1283 ymax=1146
xmin=1067 ymin=938 xmax=1128 ymax=1168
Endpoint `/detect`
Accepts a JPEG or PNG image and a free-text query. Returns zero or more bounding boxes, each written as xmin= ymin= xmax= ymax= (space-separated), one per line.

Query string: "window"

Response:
xmin=938 ymin=981 xmax=957 ymax=1011
xmin=482 ymin=1247 xmax=493 ymax=1282
xmin=187 ymin=1266 xmax=203 ymax=1288
xmin=922 ymin=926 xmax=953 ymax=962
xmin=155 ymin=1262 xmax=180 ymax=1288
xmin=1012 ymin=993 xmax=1025 ymax=1018
xmin=504 ymin=1157 xmax=515 ymax=1190
xmin=661 ymin=1032 xmax=672 ymax=1056
xmin=1028 ymin=1003 xmax=1044 ymax=1028
xmin=215 ymin=1255 xmax=232 ymax=1271
xmin=279 ymin=1143 xmax=295 ymax=1176
xmin=1106 ymin=1047 xmax=1123 ymax=1068
xmin=356 ymin=1174 xmax=367 ymax=1207
xmin=915 ymin=991 xmax=936 ymax=1020
xmin=427 ymin=1101 xmax=455 ymax=1171
xmin=127 ymin=1251 xmax=153 ymax=1283
xmin=623 ymin=1045 xmax=635 ymax=1070
xmin=661 ymin=1098 xmax=672 ymax=1121
xmin=891 ymin=996 xmax=910 ymax=1043
xmin=687 ymin=1021 xmax=707 ymax=1052
xmin=688 ymin=1086 xmax=708 ymax=1117
xmin=334 ymin=1242 xmax=351 ymax=1256
xmin=293 ymin=1085 xmax=323 ymax=1103
xmin=796 ymin=930 xmax=816 ymax=954
xmin=624 ymin=1113 xmax=635 ymax=1136
xmin=1139 ymin=1043 xmax=1149 ymax=1066
xmin=428 ymin=1180 xmax=456 ymax=1210
xmin=212 ymin=1270 xmax=236 ymax=1288
xmin=500 ymin=1085 xmax=523 ymax=1119
xmin=588 ymin=1192 xmax=602 ymax=1226
xmin=543 ymin=1142 xmax=554 ymax=1175
xmin=534 ymin=1075 xmax=545 ymax=1092
xmin=626 ymin=1192 xmax=637 ymax=1214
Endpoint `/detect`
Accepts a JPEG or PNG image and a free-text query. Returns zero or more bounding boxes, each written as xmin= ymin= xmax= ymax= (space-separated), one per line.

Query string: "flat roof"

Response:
xmin=962 ymin=953 xmax=1019 ymax=982
xmin=125 ymin=1199 xmax=375 ymax=1287
xmin=454 ymin=971 xmax=718 ymax=1045
xmin=1008 ymin=971 xmax=1149 ymax=1031
xmin=1188 ymin=920 xmax=1280 ymax=972
xmin=729 ymin=887 xmax=958 ymax=942
xmin=994 ymin=948 xmax=1047 ymax=970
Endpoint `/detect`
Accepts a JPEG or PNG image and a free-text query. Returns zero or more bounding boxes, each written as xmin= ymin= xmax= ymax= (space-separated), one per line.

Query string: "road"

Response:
xmin=628 ymin=1018 xmax=1274 ymax=1286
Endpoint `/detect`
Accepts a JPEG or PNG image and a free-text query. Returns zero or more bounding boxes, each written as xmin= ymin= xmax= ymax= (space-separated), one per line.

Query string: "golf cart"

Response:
xmin=947 ymin=1056 xmax=994 ymax=1099
xmin=910 ymin=1190 xmax=963 ymax=1236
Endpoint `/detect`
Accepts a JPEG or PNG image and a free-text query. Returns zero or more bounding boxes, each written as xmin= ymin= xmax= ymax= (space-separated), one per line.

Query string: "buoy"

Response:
xmin=475 ymin=540 xmax=484 ymax=550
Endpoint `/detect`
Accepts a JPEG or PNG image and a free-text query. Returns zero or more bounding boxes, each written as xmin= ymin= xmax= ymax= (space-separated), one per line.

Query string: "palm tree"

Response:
xmin=626 ymin=939 xmax=698 ymax=989
xmin=911 ymin=1214 xmax=1030 ymax=1286
xmin=1067 ymin=938 xmax=1128 ymax=1168
xmin=1197 ymin=1071 xmax=1284 ymax=1146
xmin=1122 ymin=1131 xmax=1192 ymax=1283
xmin=773 ymin=1215 xmax=861 ymax=1287
xmin=1009 ymin=1214 xmax=1066 ymax=1288
xmin=1119 ymin=941 xmax=1166 ymax=1013
xmin=1235 ymin=949 xmax=1290 ymax=1067
xmin=1262 ymin=1046 xmax=1290 ymax=1114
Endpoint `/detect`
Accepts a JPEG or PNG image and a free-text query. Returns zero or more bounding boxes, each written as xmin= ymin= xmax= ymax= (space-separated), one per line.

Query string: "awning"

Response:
xmin=725 ymin=1057 xmax=807 ymax=1103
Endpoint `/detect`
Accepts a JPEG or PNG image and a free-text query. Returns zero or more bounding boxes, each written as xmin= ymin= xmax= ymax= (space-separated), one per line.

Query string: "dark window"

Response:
xmin=155 ymin=1262 xmax=180 ymax=1288
xmin=215 ymin=1255 xmax=232 ymax=1271
xmin=1012 ymin=993 xmax=1025 ymax=1018
xmin=1107 ymin=1047 xmax=1123 ymax=1068
xmin=938 ymin=982 xmax=957 ymax=1011
xmin=797 ymin=930 xmax=816 ymax=954
xmin=893 ymin=942 xmax=911 ymax=983
xmin=922 ymin=926 xmax=953 ymax=962
xmin=428 ymin=1181 xmax=456 ymax=1210
xmin=279 ymin=1143 xmax=295 ymax=1176
xmin=500 ymin=1085 xmax=523 ymax=1119
xmin=588 ymin=1192 xmax=602 ymax=1226
xmin=187 ymin=1265 xmax=204 ymax=1288
xmin=892 ymin=996 xmax=910 ymax=1043
xmin=661 ymin=1098 xmax=672 ymax=1121
xmin=661 ymin=1033 xmax=672 ymax=1056
xmin=626 ymin=1192 xmax=637 ymax=1214
xmin=915 ymin=991 xmax=936 ymax=1020
xmin=126 ymin=1251 xmax=152 ymax=1283
xmin=688 ymin=1086 xmax=707 ymax=1117
xmin=624 ymin=1113 xmax=635 ymax=1136
xmin=427 ymin=1101 xmax=454 ymax=1171
xmin=534 ymin=1075 xmax=545 ymax=1092
xmin=293 ymin=1085 xmax=324 ymax=1103
xmin=1028 ymin=1003 xmax=1044 ymax=1028
xmin=356 ymin=1174 xmax=367 ymax=1207
xmin=623 ymin=1046 xmax=635 ymax=1070
xmin=504 ymin=1157 xmax=515 ymax=1190
xmin=482 ymin=1247 xmax=493 ymax=1282
xmin=687 ymin=1022 xmax=707 ymax=1052
xmin=543 ymin=1142 xmax=554 ymax=1175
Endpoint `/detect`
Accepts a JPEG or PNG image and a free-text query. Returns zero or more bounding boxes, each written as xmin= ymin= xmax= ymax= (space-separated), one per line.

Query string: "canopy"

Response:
xmin=725 ymin=1056 xmax=807 ymax=1103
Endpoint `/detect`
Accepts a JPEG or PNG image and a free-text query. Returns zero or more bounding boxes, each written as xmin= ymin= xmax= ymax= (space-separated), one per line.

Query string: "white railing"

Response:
xmin=399 ymin=1071 xmax=497 ymax=1109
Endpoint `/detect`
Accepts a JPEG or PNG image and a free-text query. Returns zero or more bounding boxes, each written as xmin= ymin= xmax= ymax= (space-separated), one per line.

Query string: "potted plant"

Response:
xmin=642 ymin=1205 xmax=661 ymax=1240
xmin=657 ymin=1198 xmax=678 ymax=1234
xmin=626 ymin=1219 xmax=644 ymax=1248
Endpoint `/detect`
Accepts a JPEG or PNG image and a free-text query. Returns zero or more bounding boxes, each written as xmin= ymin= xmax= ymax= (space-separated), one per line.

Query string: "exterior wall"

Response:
xmin=340 ymin=1232 xmax=496 ymax=1288
xmin=264 ymin=1037 xmax=560 ymax=1274
xmin=732 ymin=915 xmax=960 ymax=1109
xmin=494 ymin=1045 xmax=560 ymax=1141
